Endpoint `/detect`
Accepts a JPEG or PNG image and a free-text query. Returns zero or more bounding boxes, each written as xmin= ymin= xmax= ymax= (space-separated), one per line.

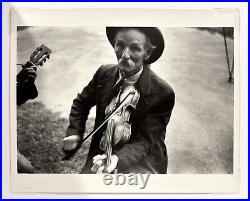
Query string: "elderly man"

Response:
xmin=63 ymin=27 xmax=175 ymax=174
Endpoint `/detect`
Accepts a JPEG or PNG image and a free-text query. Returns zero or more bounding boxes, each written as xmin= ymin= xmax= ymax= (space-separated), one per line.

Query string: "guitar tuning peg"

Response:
xmin=40 ymin=62 xmax=43 ymax=66
xmin=47 ymin=55 xmax=50 ymax=59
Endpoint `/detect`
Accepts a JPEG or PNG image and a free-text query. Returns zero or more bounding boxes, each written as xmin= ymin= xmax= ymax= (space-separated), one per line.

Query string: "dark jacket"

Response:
xmin=66 ymin=64 xmax=175 ymax=174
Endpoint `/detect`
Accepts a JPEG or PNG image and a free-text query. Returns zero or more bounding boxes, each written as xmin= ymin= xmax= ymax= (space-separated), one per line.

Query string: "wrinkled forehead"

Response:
xmin=115 ymin=28 xmax=148 ymax=44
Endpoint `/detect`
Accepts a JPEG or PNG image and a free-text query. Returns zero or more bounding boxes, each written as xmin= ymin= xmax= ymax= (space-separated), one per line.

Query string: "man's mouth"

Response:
xmin=119 ymin=59 xmax=131 ymax=67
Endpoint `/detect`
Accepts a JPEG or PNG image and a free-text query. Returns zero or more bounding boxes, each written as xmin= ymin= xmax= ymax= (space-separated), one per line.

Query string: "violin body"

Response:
xmin=112 ymin=86 xmax=140 ymax=147
xmin=100 ymin=85 xmax=140 ymax=168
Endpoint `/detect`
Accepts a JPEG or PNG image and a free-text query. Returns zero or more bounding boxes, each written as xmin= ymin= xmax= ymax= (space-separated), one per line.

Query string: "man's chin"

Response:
xmin=118 ymin=65 xmax=142 ymax=77
xmin=118 ymin=65 xmax=129 ymax=72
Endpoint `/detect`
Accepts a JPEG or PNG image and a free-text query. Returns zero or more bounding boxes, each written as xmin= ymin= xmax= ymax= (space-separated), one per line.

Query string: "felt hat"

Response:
xmin=106 ymin=27 xmax=165 ymax=64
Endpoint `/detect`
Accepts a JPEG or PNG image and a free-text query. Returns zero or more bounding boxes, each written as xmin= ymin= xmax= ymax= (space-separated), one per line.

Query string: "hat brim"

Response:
xmin=106 ymin=27 xmax=165 ymax=64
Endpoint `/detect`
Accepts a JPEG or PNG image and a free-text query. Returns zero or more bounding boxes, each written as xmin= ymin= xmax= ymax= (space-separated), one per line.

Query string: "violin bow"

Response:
xmin=82 ymin=91 xmax=135 ymax=145
xmin=62 ymin=91 xmax=136 ymax=161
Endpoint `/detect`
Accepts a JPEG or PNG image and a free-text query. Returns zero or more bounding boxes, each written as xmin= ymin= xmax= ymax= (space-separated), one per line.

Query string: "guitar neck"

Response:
xmin=22 ymin=61 xmax=35 ymax=69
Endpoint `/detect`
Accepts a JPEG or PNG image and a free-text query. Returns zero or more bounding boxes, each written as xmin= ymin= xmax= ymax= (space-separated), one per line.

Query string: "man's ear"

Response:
xmin=144 ymin=45 xmax=156 ymax=61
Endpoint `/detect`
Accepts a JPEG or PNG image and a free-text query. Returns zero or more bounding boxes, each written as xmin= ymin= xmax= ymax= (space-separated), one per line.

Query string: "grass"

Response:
xmin=17 ymin=101 xmax=94 ymax=173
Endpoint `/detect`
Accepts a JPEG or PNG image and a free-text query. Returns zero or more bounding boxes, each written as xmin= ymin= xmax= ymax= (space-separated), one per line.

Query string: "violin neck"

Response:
xmin=105 ymin=139 xmax=112 ymax=168
xmin=104 ymin=119 xmax=114 ymax=170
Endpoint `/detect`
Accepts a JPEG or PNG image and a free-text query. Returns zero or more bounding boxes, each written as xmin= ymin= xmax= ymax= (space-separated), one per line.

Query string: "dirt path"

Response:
xmin=17 ymin=27 xmax=234 ymax=173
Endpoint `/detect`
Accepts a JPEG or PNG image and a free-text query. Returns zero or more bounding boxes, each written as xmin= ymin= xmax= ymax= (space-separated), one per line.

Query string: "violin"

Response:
xmin=62 ymin=87 xmax=140 ymax=161
xmin=100 ymin=85 xmax=140 ymax=171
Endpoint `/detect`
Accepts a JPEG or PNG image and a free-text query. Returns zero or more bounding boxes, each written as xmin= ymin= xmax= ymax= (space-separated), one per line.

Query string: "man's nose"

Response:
xmin=121 ymin=48 xmax=130 ymax=59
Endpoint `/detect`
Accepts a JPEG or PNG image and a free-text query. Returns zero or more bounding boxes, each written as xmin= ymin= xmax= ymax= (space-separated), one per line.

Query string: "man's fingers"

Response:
xmin=91 ymin=155 xmax=106 ymax=173
xmin=105 ymin=155 xmax=119 ymax=173
xmin=91 ymin=165 xmax=97 ymax=173
xmin=63 ymin=141 xmax=78 ymax=151
xmin=63 ymin=135 xmax=81 ymax=151
xmin=63 ymin=141 xmax=78 ymax=150
xmin=63 ymin=135 xmax=81 ymax=141
xmin=106 ymin=162 xmax=117 ymax=173
xmin=22 ymin=68 xmax=37 ymax=80
xmin=94 ymin=159 xmax=103 ymax=167
xmin=24 ymin=67 xmax=37 ymax=71
xmin=91 ymin=154 xmax=118 ymax=173
xmin=96 ymin=165 xmax=105 ymax=174
xmin=26 ymin=74 xmax=37 ymax=80
xmin=93 ymin=154 xmax=106 ymax=160
xmin=91 ymin=160 xmax=104 ymax=173
xmin=92 ymin=155 xmax=100 ymax=161
xmin=93 ymin=154 xmax=106 ymax=163
xmin=23 ymin=68 xmax=37 ymax=75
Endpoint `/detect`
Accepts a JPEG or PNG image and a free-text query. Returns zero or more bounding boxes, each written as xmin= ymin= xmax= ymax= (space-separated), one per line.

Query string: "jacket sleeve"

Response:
xmin=16 ymin=81 xmax=38 ymax=106
xmin=66 ymin=67 xmax=101 ymax=138
xmin=114 ymin=91 xmax=175 ymax=170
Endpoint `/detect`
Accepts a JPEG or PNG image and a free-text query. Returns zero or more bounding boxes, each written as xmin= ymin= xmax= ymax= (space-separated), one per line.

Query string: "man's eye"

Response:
xmin=131 ymin=45 xmax=142 ymax=51
xmin=115 ymin=42 xmax=124 ymax=49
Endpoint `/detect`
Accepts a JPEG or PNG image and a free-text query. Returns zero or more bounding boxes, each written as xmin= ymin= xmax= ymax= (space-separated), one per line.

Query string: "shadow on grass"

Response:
xmin=17 ymin=101 xmax=94 ymax=174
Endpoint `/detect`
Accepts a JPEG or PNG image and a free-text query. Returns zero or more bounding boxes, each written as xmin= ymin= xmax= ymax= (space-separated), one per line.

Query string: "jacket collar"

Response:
xmin=110 ymin=64 xmax=151 ymax=97
xmin=115 ymin=64 xmax=151 ymax=114
xmin=136 ymin=64 xmax=151 ymax=97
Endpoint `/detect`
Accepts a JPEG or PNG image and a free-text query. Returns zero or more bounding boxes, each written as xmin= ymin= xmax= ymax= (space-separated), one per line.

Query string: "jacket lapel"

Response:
xmin=98 ymin=65 xmax=119 ymax=107
xmin=134 ymin=64 xmax=151 ymax=116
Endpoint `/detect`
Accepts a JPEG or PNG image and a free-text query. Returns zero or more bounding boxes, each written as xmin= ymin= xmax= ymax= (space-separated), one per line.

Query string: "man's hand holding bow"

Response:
xmin=91 ymin=154 xmax=119 ymax=174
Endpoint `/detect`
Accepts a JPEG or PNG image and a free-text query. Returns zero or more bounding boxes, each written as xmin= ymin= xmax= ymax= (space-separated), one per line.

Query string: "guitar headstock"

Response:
xmin=29 ymin=45 xmax=52 ymax=66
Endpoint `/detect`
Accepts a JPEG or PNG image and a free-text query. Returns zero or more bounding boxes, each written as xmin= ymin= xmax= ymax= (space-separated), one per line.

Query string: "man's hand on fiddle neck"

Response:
xmin=91 ymin=154 xmax=119 ymax=174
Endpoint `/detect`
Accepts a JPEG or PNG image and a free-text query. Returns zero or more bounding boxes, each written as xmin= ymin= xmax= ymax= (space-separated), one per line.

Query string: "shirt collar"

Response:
xmin=116 ymin=67 xmax=143 ymax=86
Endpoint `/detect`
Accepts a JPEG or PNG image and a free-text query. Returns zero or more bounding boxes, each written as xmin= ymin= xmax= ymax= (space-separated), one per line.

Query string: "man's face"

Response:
xmin=114 ymin=29 xmax=150 ymax=77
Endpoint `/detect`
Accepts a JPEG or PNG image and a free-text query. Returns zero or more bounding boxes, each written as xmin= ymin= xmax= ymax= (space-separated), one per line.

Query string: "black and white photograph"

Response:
xmin=7 ymin=7 xmax=241 ymax=194
xmin=16 ymin=26 xmax=234 ymax=175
